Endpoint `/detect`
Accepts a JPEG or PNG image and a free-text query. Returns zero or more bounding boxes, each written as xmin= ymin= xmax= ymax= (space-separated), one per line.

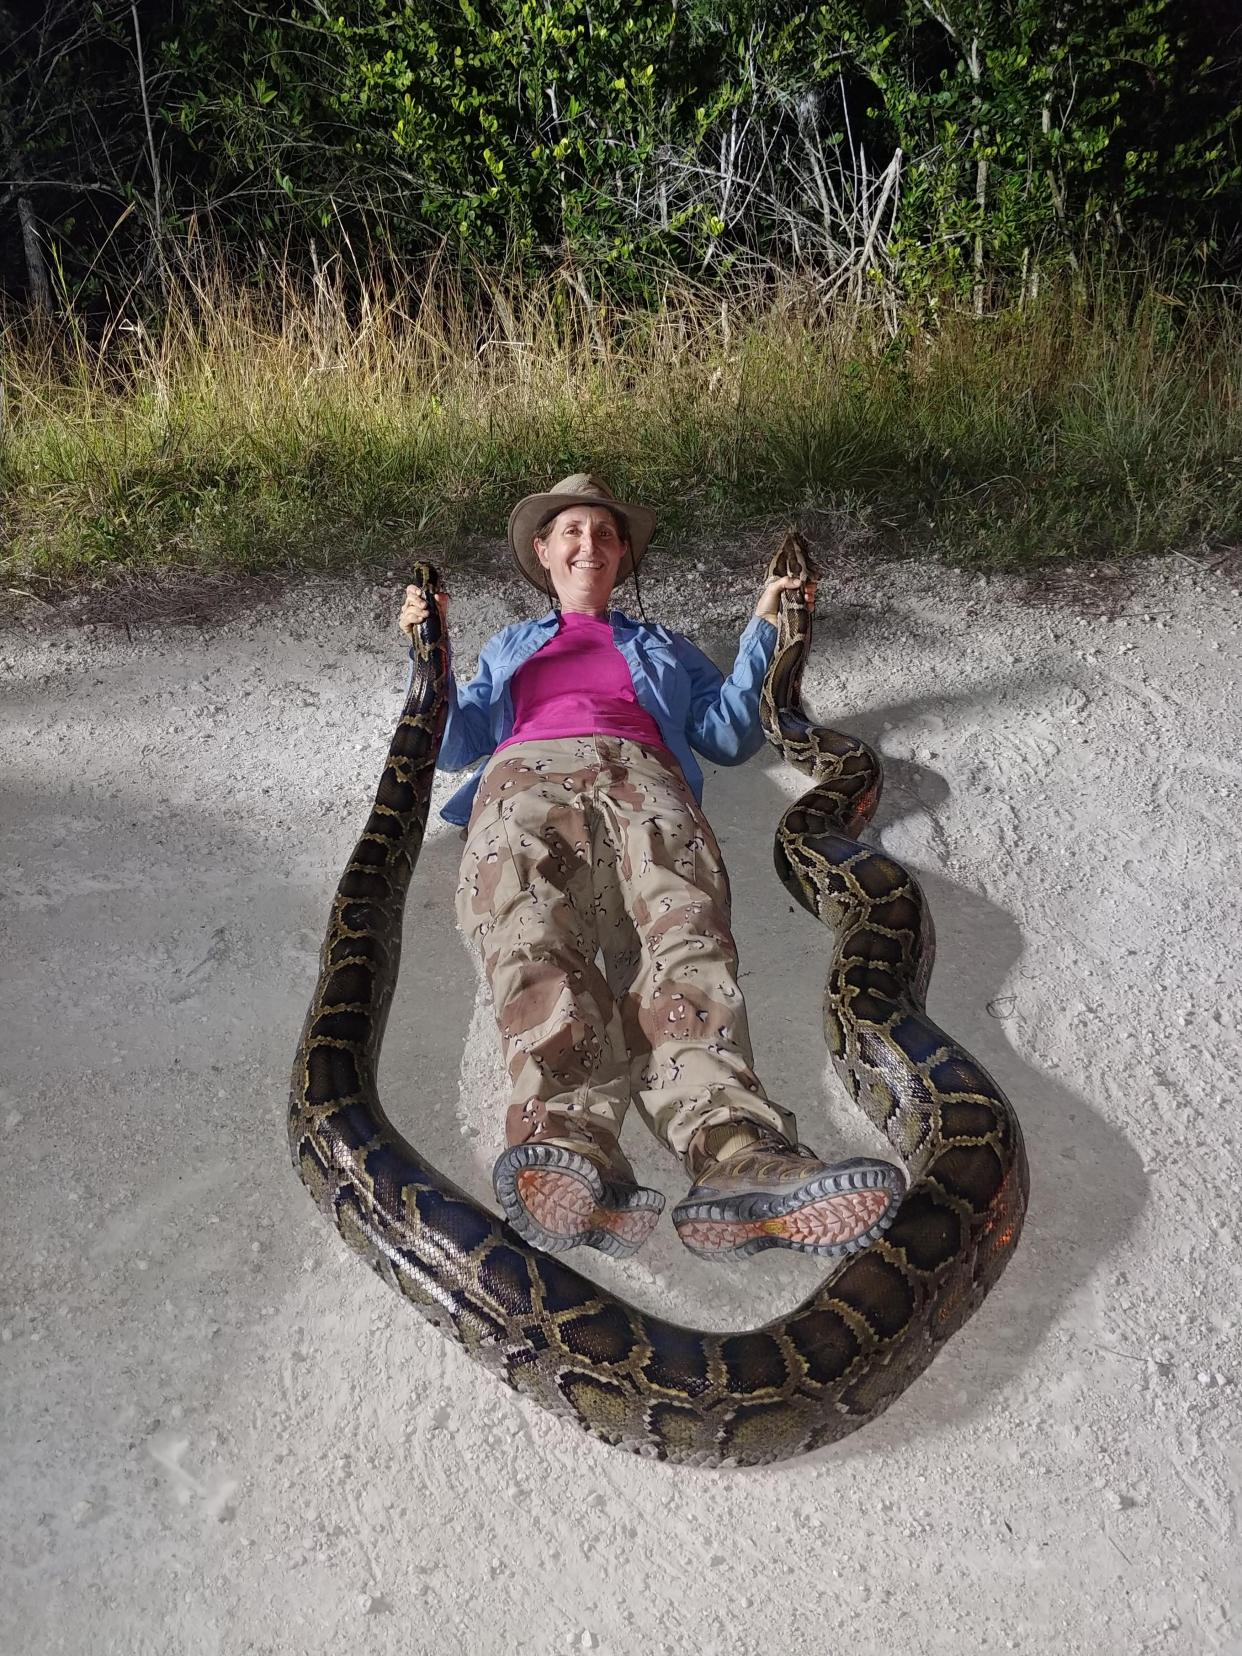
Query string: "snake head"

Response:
xmin=764 ymin=532 xmax=820 ymax=644
xmin=766 ymin=529 xmax=819 ymax=597
xmin=407 ymin=561 xmax=448 ymax=660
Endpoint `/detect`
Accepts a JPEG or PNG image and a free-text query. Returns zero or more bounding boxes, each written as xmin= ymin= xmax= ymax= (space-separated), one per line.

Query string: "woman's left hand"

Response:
xmin=755 ymin=573 xmax=817 ymax=622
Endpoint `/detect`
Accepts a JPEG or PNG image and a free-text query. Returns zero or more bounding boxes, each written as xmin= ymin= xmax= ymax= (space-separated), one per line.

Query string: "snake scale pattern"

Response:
xmin=288 ymin=533 xmax=1028 ymax=1466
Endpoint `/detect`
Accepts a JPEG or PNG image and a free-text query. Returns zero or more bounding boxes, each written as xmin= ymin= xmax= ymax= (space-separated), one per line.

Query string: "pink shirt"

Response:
xmin=495 ymin=610 xmax=671 ymax=756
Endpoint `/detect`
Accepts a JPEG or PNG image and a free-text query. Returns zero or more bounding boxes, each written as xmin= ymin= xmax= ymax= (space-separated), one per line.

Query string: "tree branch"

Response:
xmin=130 ymin=2 xmax=164 ymax=284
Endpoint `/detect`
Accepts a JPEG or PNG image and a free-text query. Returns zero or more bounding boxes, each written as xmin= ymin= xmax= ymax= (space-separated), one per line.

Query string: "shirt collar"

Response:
xmin=536 ymin=607 xmax=641 ymax=632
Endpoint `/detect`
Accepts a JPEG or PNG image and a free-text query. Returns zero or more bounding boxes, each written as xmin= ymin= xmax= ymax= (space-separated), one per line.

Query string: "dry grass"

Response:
xmin=3 ymin=255 xmax=1240 ymax=584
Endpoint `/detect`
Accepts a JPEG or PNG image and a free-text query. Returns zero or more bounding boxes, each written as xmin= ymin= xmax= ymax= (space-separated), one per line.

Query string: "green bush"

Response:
xmin=156 ymin=0 xmax=1240 ymax=298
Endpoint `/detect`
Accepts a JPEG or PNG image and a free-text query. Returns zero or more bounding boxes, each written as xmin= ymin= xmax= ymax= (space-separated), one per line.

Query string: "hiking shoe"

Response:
xmin=492 ymin=1132 xmax=664 ymax=1259
xmin=672 ymin=1125 xmax=905 ymax=1259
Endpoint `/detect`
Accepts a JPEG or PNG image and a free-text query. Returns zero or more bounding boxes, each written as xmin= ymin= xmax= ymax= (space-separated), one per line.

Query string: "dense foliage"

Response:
xmin=2 ymin=0 xmax=1240 ymax=306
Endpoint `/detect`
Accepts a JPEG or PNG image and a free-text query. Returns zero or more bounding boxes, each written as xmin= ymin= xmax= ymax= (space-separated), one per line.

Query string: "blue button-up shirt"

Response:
xmin=410 ymin=608 xmax=778 ymax=826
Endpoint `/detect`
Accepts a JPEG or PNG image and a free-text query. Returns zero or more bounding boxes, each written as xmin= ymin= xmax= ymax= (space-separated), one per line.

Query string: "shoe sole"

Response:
xmin=493 ymin=1142 xmax=664 ymax=1260
xmin=672 ymin=1158 xmax=906 ymax=1259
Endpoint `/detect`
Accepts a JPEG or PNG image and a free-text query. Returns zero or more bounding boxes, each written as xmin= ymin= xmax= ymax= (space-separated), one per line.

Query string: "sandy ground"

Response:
xmin=2 ymin=539 xmax=1240 ymax=1656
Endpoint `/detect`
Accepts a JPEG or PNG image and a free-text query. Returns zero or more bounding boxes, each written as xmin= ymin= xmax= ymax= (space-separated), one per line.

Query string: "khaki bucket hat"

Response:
xmin=507 ymin=473 xmax=657 ymax=591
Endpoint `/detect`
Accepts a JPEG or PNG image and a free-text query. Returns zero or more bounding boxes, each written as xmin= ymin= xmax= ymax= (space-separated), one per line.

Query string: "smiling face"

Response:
xmin=532 ymin=505 xmax=630 ymax=615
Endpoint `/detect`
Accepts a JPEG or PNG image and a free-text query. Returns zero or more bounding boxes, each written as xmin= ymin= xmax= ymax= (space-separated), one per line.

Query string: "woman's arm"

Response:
xmin=676 ymin=573 xmax=815 ymax=765
xmin=676 ymin=619 xmax=775 ymax=765
xmin=431 ymin=656 xmax=497 ymax=772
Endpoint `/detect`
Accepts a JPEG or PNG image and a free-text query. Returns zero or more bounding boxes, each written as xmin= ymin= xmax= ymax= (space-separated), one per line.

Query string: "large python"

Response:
xmin=288 ymin=533 xmax=1028 ymax=1466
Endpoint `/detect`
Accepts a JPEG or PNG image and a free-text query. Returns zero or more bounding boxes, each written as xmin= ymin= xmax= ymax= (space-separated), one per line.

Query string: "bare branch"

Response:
xmin=130 ymin=2 xmax=164 ymax=283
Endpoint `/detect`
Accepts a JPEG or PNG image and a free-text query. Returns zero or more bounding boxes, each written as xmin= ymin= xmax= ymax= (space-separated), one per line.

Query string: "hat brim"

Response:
xmin=507 ymin=491 xmax=657 ymax=591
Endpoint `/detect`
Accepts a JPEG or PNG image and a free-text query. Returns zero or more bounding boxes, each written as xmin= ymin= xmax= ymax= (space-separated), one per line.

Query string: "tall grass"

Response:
xmin=2 ymin=257 xmax=1240 ymax=582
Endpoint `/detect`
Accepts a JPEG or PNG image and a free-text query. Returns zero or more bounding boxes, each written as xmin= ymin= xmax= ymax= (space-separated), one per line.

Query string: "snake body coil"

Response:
xmin=288 ymin=537 xmax=1028 ymax=1466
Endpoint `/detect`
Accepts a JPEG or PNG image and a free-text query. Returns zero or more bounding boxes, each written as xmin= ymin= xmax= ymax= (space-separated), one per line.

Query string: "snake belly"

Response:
xmin=288 ymin=543 xmax=1028 ymax=1468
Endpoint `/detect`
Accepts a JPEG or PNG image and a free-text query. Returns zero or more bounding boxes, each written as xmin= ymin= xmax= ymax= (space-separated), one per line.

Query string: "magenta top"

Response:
xmin=494 ymin=610 xmax=671 ymax=757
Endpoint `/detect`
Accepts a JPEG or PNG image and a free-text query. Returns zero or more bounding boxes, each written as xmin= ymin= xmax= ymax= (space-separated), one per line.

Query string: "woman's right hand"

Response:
xmin=399 ymin=583 xmax=449 ymax=640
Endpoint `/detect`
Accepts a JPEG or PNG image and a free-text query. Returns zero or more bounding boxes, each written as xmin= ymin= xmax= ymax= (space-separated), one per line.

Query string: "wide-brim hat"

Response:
xmin=507 ymin=473 xmax=657 ymax=591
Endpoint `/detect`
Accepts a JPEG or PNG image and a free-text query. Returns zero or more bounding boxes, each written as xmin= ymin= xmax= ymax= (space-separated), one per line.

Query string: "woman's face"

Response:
xmin=533 ymin=506 xmax=629 ymax=613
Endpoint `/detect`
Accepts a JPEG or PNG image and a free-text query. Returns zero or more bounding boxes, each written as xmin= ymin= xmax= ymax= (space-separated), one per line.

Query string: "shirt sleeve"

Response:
xmin=673 ymin=615 xmax=778 ymax=766
xmin=404 ymin=637 xmax=498 ymax=773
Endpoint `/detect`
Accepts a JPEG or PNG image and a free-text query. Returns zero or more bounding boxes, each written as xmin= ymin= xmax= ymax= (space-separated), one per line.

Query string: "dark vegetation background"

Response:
xmin=4 ymin=0 xmax=1241 ymax=310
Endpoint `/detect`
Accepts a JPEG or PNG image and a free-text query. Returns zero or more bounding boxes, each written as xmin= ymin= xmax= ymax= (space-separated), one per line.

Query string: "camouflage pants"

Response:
xmin=454 ymin=734 xmax=796 ymax=1163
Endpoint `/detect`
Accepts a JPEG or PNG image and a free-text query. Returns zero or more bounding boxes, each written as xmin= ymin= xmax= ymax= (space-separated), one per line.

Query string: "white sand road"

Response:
xmin=1 ymin=541 xmax=1240 ymax=1656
